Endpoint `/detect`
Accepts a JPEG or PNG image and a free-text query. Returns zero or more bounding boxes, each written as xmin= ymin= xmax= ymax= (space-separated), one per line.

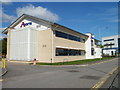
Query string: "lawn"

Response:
xmin=36 ymin=57 xmax=116 ymax=65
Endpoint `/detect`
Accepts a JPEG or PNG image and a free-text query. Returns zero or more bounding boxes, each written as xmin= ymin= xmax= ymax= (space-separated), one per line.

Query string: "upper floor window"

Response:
xmin=55 ymin=31 xmax=68 ymax=39
xmin=91 ymin=40 xmax=94 ymax=46
xmin=68 ymin=34 xmax=81 ymax=42
xmin=55 ymin=31 xmax=82 ymax=42
xmin=104 ymin=39 xmax=114 ymax=42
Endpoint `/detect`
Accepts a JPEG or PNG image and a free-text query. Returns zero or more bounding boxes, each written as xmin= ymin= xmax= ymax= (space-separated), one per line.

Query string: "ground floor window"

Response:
xmin=56 ymin=48 xmax=68 ymax=56
xmin=56 ymin=48 xmax=85 ymax=56
xmin=91 ymin=48 xmax=94 ymax=55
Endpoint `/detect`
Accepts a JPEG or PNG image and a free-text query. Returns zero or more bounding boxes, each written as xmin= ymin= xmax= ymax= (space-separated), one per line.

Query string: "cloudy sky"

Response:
xmin=0 ymin=2 xmax=118 ymax=40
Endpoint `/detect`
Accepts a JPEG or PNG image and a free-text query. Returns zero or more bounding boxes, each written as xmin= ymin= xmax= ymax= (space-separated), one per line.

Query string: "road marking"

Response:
xmin=91 ymin=66 xmax=119 ymax=90
xmin=76 ymin=59 xmax=117 ymax=68
xmin=88 ymin=59 xmax=116 ymax=66
xmin=0 ymin=79 xmax=3 ymax=82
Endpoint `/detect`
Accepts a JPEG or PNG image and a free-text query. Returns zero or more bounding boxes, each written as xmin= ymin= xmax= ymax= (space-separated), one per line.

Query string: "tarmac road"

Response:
xmin=2 ymin=58 xmax=119 ymax=88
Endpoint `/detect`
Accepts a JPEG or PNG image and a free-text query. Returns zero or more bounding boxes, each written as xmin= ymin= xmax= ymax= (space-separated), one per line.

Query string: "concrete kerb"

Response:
xmin=34 ymin=58 xmax=117 ymax=67
xmin=6 ymin=58 xmax=117 ymax=68
xmin=0 ymin=68 xmax=8 ymax=77
xmin=91 ymin=66 xmax=119 ymax=90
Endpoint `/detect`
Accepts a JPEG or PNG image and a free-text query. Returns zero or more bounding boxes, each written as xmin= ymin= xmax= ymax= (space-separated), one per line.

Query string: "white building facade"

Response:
xmin=102 ymin=35 xmax=120 ymax=56
xmin=3 ymin=14 xmax=102 ymax=62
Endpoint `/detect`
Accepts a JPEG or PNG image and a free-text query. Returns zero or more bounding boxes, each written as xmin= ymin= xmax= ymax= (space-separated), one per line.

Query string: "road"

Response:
xmin=0 ymin=61 xmax=2 ymax=90
xmin=0 ymin=61 xmax=2 ymax=75
xmin=2 ymin=58 xmax=119 ymax=88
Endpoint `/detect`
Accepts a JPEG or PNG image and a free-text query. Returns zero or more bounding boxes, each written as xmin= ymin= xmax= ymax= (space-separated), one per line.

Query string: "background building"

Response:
xmin=3 ymin=14 xmax=102 ymax=63
xmin=102 ymin=35 xmax=120 ymax=56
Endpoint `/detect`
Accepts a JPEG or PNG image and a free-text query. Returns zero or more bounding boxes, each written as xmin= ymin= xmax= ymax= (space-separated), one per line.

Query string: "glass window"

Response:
xmin=104 ymin=39 xmax=114 ymax=42
xmin=56 ymin=48 xmax=68 ymax=56
xmin=91 ymin=48 xmax=94 ymax=55
xmin=91 ymin=40 xmax=94 ymax=46
xmin=56 ymin=48 xmax=85 ymax=56
xmin=55 ymin=31 xmax=68 ymax=39
xmin=118 ymin=38 xmax=120 ymax=52
xmin=55 ymin=31 xmax=82 ymax=42
xmin=69 ymin=49 xmax=81 ymax=56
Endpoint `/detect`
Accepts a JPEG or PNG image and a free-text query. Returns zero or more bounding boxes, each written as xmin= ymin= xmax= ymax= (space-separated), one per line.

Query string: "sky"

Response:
xmin=0 ymin=2 xmax=118 ymax=40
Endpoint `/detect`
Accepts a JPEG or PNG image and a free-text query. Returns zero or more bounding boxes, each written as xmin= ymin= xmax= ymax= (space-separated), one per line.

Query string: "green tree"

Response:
xmin=99 ymin=44 xmax=104 ymax=48
xmin=0 ymin=38 xmax=7 ymax=55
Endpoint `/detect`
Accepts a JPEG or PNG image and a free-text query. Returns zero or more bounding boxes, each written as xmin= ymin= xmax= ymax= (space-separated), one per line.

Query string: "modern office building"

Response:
xmin=3 ymin=14 xmax=102 ymax=63
xmin=102 ymin=35 xmax=120 ymax=56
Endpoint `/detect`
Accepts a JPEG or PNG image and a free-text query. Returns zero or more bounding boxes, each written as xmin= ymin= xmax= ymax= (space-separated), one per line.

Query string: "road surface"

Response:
xmin=2 ymin=58 xmax=119 ymax=88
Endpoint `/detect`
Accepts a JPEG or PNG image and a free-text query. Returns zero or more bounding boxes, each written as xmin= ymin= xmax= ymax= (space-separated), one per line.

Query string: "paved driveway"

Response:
xmin=2 ymin=58 xmax=119 ymax=88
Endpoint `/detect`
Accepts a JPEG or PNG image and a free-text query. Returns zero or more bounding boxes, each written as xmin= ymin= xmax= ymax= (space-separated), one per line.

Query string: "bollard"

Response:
xmin=2 ymin=58 xmax=6 ymax=68
xmin=33 ymin=58 xmax=37 ymax=65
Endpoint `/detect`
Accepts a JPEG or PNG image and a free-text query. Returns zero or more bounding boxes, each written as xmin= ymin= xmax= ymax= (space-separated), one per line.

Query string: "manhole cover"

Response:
xmin=67 ymin=70 xmax=79 ymax=72
xmin=80 ymin=75 xmax=101 ymax=80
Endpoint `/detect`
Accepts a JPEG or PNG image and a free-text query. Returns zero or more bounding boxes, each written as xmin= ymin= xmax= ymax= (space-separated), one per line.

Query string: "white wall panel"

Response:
xmin=29 ymin=29 xmax=40 ymax=60
xmin=10 ymin=30 xmax=29 ymax=61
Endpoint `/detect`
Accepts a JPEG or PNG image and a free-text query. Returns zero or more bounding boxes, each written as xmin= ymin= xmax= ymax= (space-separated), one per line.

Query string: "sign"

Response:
xmin=20 ymin=22 xmax=32 ymax=27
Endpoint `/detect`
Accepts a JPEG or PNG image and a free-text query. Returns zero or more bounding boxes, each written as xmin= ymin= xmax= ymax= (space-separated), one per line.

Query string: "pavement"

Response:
xmin=100 ymin=68 xmax=120 ymax=89
xmin=2 ymin=58 xmax=119 ymax=88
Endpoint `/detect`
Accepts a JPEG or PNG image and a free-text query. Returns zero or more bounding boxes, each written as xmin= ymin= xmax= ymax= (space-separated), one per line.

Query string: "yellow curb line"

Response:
xmin=91 ymin=66 xmax=119 ymax=90
xmin=89 ymin=59 xmax=116 ymax=66
xmin=0 ymin=79 xmax=3 ymax=82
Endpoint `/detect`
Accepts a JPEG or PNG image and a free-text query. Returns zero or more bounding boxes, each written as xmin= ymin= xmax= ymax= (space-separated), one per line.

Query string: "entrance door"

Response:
xmin=111 ymin=51 xmax=113 ymax=56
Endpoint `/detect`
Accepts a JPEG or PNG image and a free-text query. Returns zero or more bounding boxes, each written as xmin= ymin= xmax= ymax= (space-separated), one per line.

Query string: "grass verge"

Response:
xmin=36 ymin=57 xmax=116 ymax=65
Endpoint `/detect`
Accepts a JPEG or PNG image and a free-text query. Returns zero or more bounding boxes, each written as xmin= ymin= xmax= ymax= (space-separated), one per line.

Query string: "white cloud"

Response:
xmin=0 ymin=27 xmax=5 ymax=31
xmin=0 ymin=0 xmax=12 ymax=4
xmin=0 ymin=8 xmax=16 ymax=22
xmin=16 ymin=4 xmax=59 ymax=22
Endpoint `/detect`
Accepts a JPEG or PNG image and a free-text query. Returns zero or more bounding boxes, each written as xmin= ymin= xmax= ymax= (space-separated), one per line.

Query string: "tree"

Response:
xmin=99 ymin=44 xmax=104 ymax=48
xmin=0 ymin=38 xmax=7 ymax=56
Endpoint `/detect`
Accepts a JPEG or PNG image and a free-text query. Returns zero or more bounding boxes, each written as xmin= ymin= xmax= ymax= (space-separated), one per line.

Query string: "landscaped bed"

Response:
xmin=36 ymin=57 xmax=116 ymax=65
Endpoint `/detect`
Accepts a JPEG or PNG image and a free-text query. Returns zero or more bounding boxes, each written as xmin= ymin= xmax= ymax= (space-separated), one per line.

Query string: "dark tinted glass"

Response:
xmin=56 ymin=48 xmax=68 ymax=56
xmin=55 ymin=31 xmax=82 ymax=42
xmin=56 ymin=48 xmax=85 ymax=56
xmin=118 ymin=38 xmax=120 ymax=52
xmin=55 ymin=31 xmax=68 ymax=39
xmin=91 ymin=48 xmax=94 ymax=55
xmin=104 ymin=39 xmax=114 ymax=42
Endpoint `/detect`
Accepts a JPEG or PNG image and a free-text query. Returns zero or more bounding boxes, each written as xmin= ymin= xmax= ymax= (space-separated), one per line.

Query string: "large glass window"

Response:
xmin=55 ymin=31 xmax=82 ymax=42
xmin=55 ymin=31 xmax=68 ymax=39
xmin=56 ymin=48 xmax=68 ymax=56
xmin=56 ymin=48 xmax=85 ymax=56
xmin=69 ymin=49 xmax=81 ymax=56
xmin=68 ymin=35 xmax=80 ymax=42
xmin=104 ymin=39 xmax=114 ymax=42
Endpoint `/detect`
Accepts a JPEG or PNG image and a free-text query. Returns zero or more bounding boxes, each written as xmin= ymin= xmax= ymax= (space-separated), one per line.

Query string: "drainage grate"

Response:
xmin=80 ymin=75 xmax=101 ymax=80
xmin=67 ymin=70 xmax=79 ymax=72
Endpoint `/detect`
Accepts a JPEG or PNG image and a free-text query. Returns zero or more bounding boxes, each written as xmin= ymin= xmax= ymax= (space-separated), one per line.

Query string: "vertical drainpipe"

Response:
xmin=27 ymin=28 xmax=30 ymax=61
xmin=7 ymin=30 xmax=11 ymax=60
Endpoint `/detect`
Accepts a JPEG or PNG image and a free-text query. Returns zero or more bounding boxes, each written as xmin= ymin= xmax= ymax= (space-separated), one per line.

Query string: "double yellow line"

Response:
xmin=91 ymin=66 xmax=119 ymax=90
xmin=0 ymin=79 xmax=3 ymax=82
xmin=89 ymin=59 xmax=116 ymax=66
